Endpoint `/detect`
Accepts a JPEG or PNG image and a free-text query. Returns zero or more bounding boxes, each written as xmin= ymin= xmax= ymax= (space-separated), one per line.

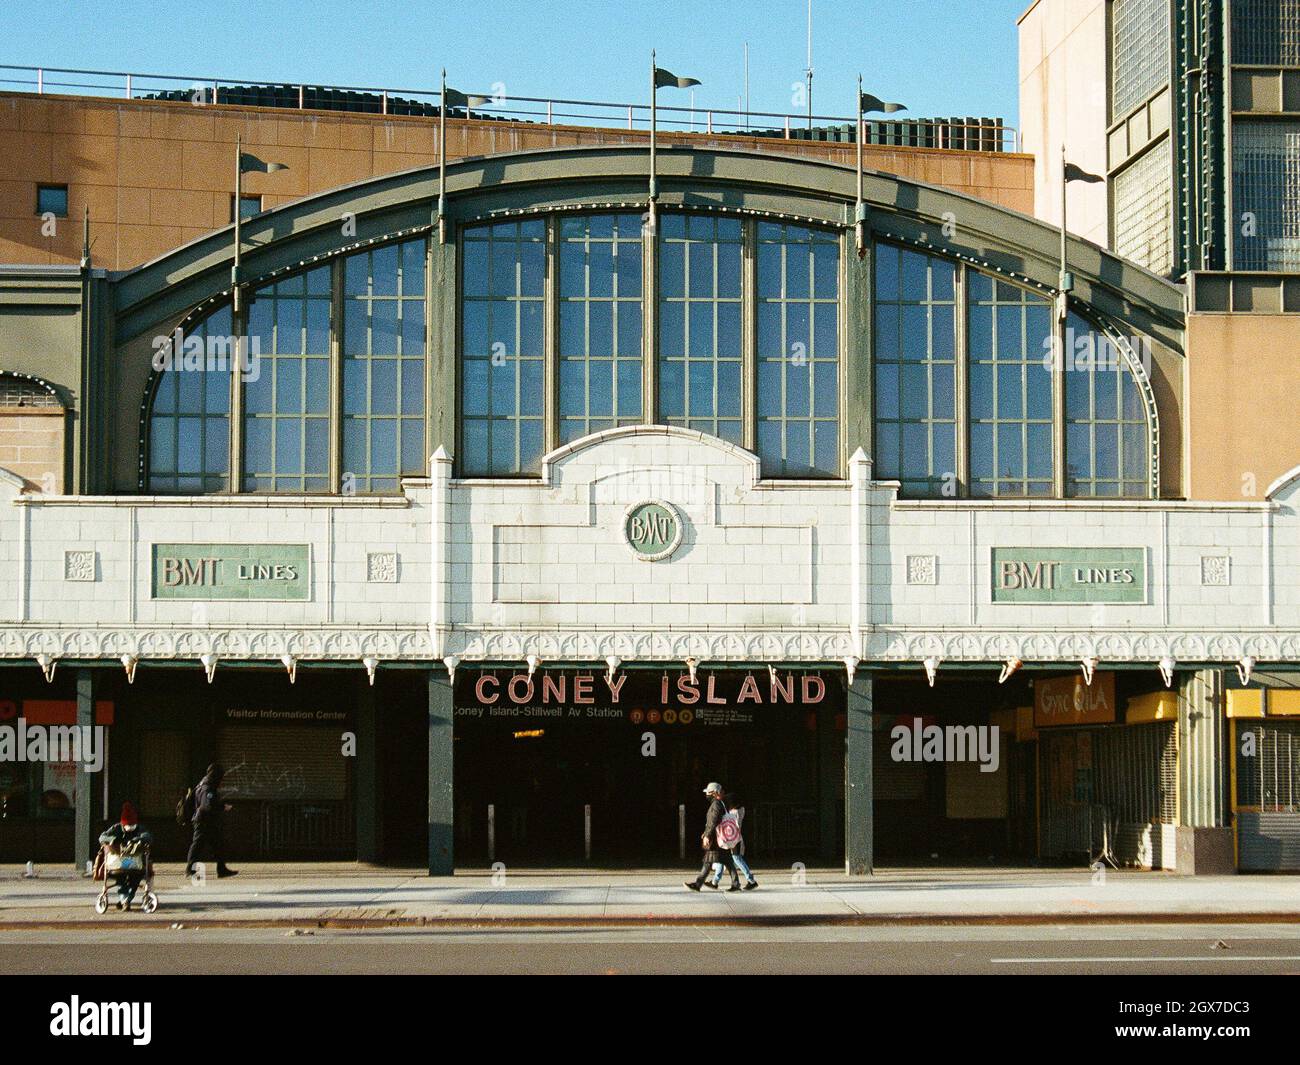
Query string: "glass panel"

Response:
xmin=146 ymin=304 xmax=233 ymax=493
xmin=657 ymin=214 xmax=743 ymax=441
xmin=754 ymin=222 xmax=840 ymax=477
xmin=555 ymin=214 xmax=644 ymax=443
xmin=1063 ymin=312 xmax=1151 ymax=498
xmin=461 ymin=222 xmax=546 ymax=474
xmin=1112 ymin=0 xmax=1171 ymax=120
xmin=1113 ymin=138 xmax=1174 ymax=277
xmin=1232 ymin=119 xmax=1300 ymax=272
xmin=873 ymin=243 xmax=957 ymax=496
xmin=966 ymin=272 xmax=1053 ymax=497
xmin=243 ymin=266 xmax=331 ymax=492
xmin=340 ymin=239 xmax=428 ymax=491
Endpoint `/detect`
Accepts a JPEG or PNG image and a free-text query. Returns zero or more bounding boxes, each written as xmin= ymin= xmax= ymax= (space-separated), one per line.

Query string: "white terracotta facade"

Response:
xmin=1 ymin=427 xmax=1296 ymax=675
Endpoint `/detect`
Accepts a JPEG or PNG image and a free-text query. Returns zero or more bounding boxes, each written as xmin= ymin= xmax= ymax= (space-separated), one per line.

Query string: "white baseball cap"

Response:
xmin=703 ymin=782 xmax=721 ymax=795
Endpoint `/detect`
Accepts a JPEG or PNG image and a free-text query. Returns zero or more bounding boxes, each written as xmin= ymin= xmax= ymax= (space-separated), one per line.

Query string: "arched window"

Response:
xmin=460 ymin=220 xmax=545 ymax=475
xmin=657 ymin=214 xmax=743 ymax=444
xmin=872 ymin=241 xmax=1154 ymax=499
xmin=342 ymin=238 xmax=428 ymax=491
xmin=147 ymin=305 xmax=232 ymax=493
xmin=967 ymin=274 xmax=1054 ymax=497
xmin=243 ymin=266 xmax=332 ymax=491
xmin=756 ymin=222 xmax=840 ymax=477
xmin=558 ymin=213 xmax=644 ymax=442
xmin=1064 ymin=312 xmax=1149 ymax=497
xmin=874 ymin=245 xmax=958 ymax=494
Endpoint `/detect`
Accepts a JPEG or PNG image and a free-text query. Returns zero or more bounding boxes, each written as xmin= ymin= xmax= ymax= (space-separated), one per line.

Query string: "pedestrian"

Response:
xmin=184 ymin=763 xmax=238 ymax=880
xmin=684 ymin=782 xmax=738 ymax=891
xmin=98 ymin=801 xmax=152 ymax=909
xmin=709 ymin=793 xmax=758 ymax=891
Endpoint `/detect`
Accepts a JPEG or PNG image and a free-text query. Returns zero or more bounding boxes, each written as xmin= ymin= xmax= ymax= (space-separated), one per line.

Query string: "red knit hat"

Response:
xmin=120 ymin=801 xmax=138 ymax=826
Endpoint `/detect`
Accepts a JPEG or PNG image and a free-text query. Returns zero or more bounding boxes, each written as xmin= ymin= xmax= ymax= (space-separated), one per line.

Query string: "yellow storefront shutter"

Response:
xmin=1267 ymin=690 xmax=1300 ymax=717
xmin=1226 ymin=689 xmax=1265 ymax=718
xmin=1126 ymin=691 xmax=1179 ymax=724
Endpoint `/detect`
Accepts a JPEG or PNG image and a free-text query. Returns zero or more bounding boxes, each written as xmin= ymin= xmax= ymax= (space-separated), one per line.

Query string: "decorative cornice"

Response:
xmin=0 ymin=626 xmax=1294 ymax=666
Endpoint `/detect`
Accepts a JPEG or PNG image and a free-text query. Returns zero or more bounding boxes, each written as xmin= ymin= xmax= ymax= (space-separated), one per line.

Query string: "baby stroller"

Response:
xmin=93 ymin=836 xmax=158 ymax=914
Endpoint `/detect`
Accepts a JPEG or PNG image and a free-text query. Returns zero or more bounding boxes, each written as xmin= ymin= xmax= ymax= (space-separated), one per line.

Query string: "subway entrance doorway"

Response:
xmin=872 ymin=673 xmax=1037 ymax=865
xmin=453 ymin=668 xmax=844 ymax=867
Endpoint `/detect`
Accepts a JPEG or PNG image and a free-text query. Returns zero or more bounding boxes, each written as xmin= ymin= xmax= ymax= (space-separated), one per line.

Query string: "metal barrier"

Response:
xmin=0 ymin=64 xmax=1020 ymax=152
xmin=256 ymin=801 xmax=354 ymax=857
xmin=748 ymin=802 xmax=820 ymax=854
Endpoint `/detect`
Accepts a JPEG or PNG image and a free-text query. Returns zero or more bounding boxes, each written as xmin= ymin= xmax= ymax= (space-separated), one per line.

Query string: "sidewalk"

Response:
xmin=2 ymin=864 xmax=1300 ymax=926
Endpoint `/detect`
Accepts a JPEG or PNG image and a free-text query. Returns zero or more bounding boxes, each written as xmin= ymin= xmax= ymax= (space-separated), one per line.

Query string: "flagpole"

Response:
xmin=233 ymin=134 xmax=243 ymax=314
xmin=1059 ymin=143 xmax=1070 ymax=322
xmin=855 ymin=75 xmax=864 ymax=256
xmin=439 ymin=68 xmax=448 ymax=244
xmin=649 ymin=49 xmax=657 ymax=232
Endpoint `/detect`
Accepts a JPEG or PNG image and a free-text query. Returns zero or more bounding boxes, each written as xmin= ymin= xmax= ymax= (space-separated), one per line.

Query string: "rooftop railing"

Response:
xmin=0 ymin=63 xmax=1020 ymax=152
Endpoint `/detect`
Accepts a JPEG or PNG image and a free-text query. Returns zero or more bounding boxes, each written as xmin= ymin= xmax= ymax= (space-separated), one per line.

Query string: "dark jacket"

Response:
xmin=98 ymin=822 xmax=151 ymax=848
xmin=701 ymin=796 xmax=727 ymax=861
xmin=192 ymin=775 xmax=224 ymax=826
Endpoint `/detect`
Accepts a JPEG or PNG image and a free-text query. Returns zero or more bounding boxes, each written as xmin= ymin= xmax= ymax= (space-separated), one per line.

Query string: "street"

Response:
xmin=5 ymin=923 xmax=1300 ymax=975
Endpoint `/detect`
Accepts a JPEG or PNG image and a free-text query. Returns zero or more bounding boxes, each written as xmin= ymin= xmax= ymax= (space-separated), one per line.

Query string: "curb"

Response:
xmin=2 ymin=912 xmax=1300 ymax=930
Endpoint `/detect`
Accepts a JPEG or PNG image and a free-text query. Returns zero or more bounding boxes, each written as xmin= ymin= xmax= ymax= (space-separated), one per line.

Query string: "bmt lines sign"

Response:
xmin=991 ymin=547 xmax=1146 ymax=604
xmin=151 ymin=543 xmax=311 ymax=600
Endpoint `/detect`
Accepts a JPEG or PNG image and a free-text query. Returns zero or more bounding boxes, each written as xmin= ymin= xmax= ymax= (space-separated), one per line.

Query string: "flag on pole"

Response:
xmin=1064 ymin=162 xmax=1104 ymax=184
xmin=649 ymin=57 xmax=701 ymax=228
xmin=443 ymin=87 xmax=492 ymax=110
xmin=654 ymin=68 xmax=701 ymax=90
xmin=858 ymin=92 xmax=906 ymax=114
xmin=437 ymin=77 xmax=490 ymax=242
xmin=239 ymin=153 xmax=287 ymax=174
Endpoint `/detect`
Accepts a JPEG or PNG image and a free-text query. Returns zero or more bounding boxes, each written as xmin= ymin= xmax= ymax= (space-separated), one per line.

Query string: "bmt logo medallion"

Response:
xmin=623 ymin=500 xmax=683 ymax=561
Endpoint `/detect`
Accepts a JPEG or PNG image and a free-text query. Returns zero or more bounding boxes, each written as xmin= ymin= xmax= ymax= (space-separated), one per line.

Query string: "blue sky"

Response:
xmin=0 ymin=0 xmax=1028 ymax=125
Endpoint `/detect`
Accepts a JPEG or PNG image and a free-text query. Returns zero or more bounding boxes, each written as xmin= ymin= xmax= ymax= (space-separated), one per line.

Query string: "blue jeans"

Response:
xmin=116 ymin=872 xmax=142 ymax=903
xmin=710 ymin=851 xmax=754 ymax=884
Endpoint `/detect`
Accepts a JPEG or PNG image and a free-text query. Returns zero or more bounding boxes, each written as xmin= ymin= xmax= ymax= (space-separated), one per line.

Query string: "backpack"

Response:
xmin=175 ymin=787 xmax=195 ymax=826
xmin=715 ymin=811 xmax=742 ymax=850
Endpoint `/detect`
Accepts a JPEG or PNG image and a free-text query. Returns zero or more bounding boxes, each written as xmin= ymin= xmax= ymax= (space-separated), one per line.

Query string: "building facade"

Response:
xmin=1021 ymin=0 xmax=1300 ymax=278
xmin=0 ymin=65 xmax=1298 ymax=875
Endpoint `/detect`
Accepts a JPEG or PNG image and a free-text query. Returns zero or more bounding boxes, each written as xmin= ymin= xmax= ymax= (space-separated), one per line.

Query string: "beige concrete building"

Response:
xmin=0 ymin=91 xmax=1035 ymax=271
xmin=1018 ymin=0 xmax=1111 ymax=246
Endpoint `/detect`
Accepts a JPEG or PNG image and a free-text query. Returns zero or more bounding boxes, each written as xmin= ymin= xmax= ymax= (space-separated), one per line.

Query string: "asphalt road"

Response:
xmin=5 ymin=923 xmax=1300 ymax=975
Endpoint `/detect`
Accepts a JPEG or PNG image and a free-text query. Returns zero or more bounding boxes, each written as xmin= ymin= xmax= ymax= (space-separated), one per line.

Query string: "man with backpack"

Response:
xmin=182 ymin=763 xmax=237 ymax=880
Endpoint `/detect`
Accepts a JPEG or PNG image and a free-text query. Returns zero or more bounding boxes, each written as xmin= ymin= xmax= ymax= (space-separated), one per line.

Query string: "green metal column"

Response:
xmin=355 ymin=678 xmax=380 ymax=863
xmin=73 ymin=669 xmax=97 ymax=873
xmin=427 ymin=670 xmax=454 ymax=875
xmin=842 ymin=228 xmax=872 ymax=468
xmin=845 ymin=675 xmax=874 ymax=875
xmin=429 ymin=226 xmax=458 ymax=465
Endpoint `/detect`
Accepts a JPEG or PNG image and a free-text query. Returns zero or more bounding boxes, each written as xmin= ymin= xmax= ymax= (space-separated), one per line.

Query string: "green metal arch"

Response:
xmin=112 ymin=145 xmax=1186 ymax=351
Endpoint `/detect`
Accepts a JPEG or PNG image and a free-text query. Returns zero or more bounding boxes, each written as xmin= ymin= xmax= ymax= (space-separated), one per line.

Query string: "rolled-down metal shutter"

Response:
xmin=216 ymin=726 xmax=352 ymax=856
xmin=1040 ymin=723 xmax=1176 ymax=865
xmin=216 ymin=726 xmax=346 ymax=801
xmin=872 ymin=736 xmax=928 ymax=856
xmin=1236 ymin=720 xmax=1300 ymax=871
